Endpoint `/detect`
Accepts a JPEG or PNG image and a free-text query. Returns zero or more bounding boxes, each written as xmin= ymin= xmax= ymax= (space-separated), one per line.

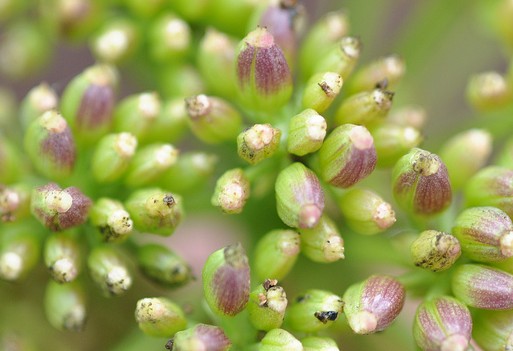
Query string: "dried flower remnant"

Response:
xmin=410 ymin=230 xmax=461 ymax=272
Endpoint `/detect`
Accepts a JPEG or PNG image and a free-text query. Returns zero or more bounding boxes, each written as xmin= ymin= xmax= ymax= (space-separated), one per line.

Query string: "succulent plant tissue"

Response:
xmin=3 ymin=0 xmax=513 ymax=350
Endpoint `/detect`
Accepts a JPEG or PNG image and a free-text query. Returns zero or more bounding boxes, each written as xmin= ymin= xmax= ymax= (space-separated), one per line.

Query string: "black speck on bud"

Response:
xmin=410 ymin=230 xmax=461 ymax=272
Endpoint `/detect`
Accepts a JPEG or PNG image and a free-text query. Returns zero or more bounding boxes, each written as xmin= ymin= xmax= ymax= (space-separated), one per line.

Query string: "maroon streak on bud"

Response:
xmin=167 ymin=324 xmax=231 ymax=351
xmin=77 ymin=83 xmax=115 ymax=130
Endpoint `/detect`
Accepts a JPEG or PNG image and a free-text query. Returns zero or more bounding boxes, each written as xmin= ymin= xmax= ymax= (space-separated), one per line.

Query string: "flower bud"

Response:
xmin=248 ymin=279 xmax=288 ymax=331
xmin=91 ymin=19 xmax=139 ymax=64
xmin=44 ymin=280 xmax=86 ymax=332
xmin=125 ymin=188 xmax=183 ymax=236
xmin=0 ymin=183 xmax=30 ymax=223
xmin=452 ymin=264 xmax=513 ymax=309
xmin=124 ymin=143 xmax=179 ymax=187
xmin=149 ymin=13 xmax=191 ymax=63
xmin=237 ymin=124 xmax=281 ymax=165
xmin=135 ymin=297 xmax=187 ymax=337
xmin=253 ymin=229 xmax=300 ymax=281
xmin=88 ymin=245 xmax=132 ymax=296
xmin=89 ymin=198 xmax=133 ymax=242
xmin=144 ymin=98 xmax=188 ymax=144
xmin=19 ymin=82 xmax=58 ymax=130
xmin=0 ymin=136 xmax=22 ymax=183
xmin=113 ymin=92 xmax=162 ymax=141
xmin=125 ymin=0 xmax=165 ymax=18
xmin=301 ymin=72 xmax=343 ymax=113
xmin=258 ymin=328 xmax=302 ymax=351
xmin=286 ymin=289 xmax=343 ymax=333
xmin=410 ymin=230 xmax=461 ymax=272
xmin=137 ymin=243 xmax=192 ymax=288
xmin=202 ymin=243 xmax=250 ymax=316
xmin=313 ymin=36 xmax=362 ymax=80
xmin=439 ymin=129 xmax=492 ymax=191
xmin=338 ymin=188 xmax=396 ymax=235
xmin=211 ymin=168 xmax=250 ymax=214
xmin=44 ymin=231 xmax=81 ymax=283
xmin=347 ymin=55 xmax=406 ymax=93
xmin=467 ymin=71 xmax=513 ymax=111
xmin=31 ymin=183 xmax=91 ymax=232
xmin=453 ymin=206 xmax=513 ymax=262
xmin=318 ymin=124 xmax=377 ymax=188
xmin=298 ymin=214 xmax=345 ymax=263
xmin=185 ymin=94 xmax=242 ymax=144
xmin=91 ymin=132 xmax=138 ymax=183
xmin=495 ymin=135 xmax=513 ymax=169
xmin=387 ymin=105 xmax=427 ymax=130
xmin=334 ymin=87 xmax=394 ymax=126
xmin=166 ymin=324 xmax=231 ymax=351
xmin=473 ymin=309 xmax=513 ymax=351
xmin=275 ymin=162 xmax=325 ymax=229
xmin=24 ymin=110 xmax=76 ymax=180
xmin=413 ymin=296 xmax=472 ymax=351
xmin=301 ymin=336 xmax=340 ymax=351
xmin=392 ymin=148 xmax=452 ymax=216
xmin=159 ymin=64 xmax=205 ymax=98
xmin=371 ymin=122 xmax=422 ymax=168
xmin=287 ymin=109 xmax=327 ymax=156
xmin=236 ymin=27 xmax=293 ymax=113
xmin=343 ymin=275 xmax=405 ymax=334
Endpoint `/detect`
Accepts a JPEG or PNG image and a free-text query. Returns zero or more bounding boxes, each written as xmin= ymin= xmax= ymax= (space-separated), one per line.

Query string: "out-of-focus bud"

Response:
xmin=287 ymin=109 xmax=327 ymax=156
xmin=31 ymin=183 xmax=91 ymax=232
xmin=0 ymin=136 xmax=22 ymax=184
xmin=452 ymin=264 xmax=513 ymax=309
xmin=60 ymin=64 xmax=117 ymax=144
xmin=185 ymin=94 xmax=242 ymax=144
xmin=392 ymin=148 xmax=452 ymax=216
xmin=343 ymin=275 xmax=405 ymax=334
xmin=301 ymin=72 xmax=343 ymax=114
xmin=275 ymin=162 xmax=324 ymax=229
xmin=19 ymin=83 xmax=58 ymax=130
xmin=144 ymin=98 xmax=188 ymax=144
xmin=113 ymin=92 xmax=161 ymax=141
xmin=88 ymin=246 xmax=132 ymax=296
xmin=91 ymin=132 xmax=137 ymax=183
xmin=137 ymin=243 xmax=192 ymax=288
xmin=0 ymin=183 xmax=31 ymax=223
xmin=453 ymin=206 xmax=513 ymax=262
xmin=135 ymin=297 xmax=187 ymax=337
xmin=91 ymin=18 xmax=140 ymax=64
xmin=89 ymin=198 xmax=133 ymax=242
xmin=473 ymin=309 xmax=513 ymax=351
xmin=313 ymin=36 xmax=362 ymax=80
xmin=166 ymin=324 xmax=231 ymax=351
xmin=248 ymin=279 xmax=288 ymax=331
xmin=387 ymin=105 xmax=427 ymax=130
xmin=159 ymin=64 xmax=205 ymax=98
xmin=45 ymin=0 xmax=104 ymax=40
xmin=253 ymin=229 xmax=300 ymax=281
xmin=24 ymin=110 xmax=76 ymax=181
xmin=236 ymin=27 xmax=293 ymax=113
xmin=0 ymin=87 xmax=16 ymax=133
xmin=124 ymin=0 xmax=165 ymax=19
xmin=125 ymin=188 xmax=183 ymax=236
xmin=44 ymin=231 xmax=81 ymax=283
xmin=410 ymin=230 xmax=461 ymax=272
xmin=286 ymin=289 xmax=343 ymax=333
xmin=149 ymin=13 xmax=191 ymax=63
xmin=44 ymin=280 xmax=86 ymax=332
xmin=334 ymin=86 xmax=394 ymax=126
xmin=202 ymin=243 xmax=250 ymax=316
xmin=347 ymin=55 xmax=406 ymax=93
xmin=301 ymin=336 xmax=340 ymax=351
xmin=495 ymin=135 xmax=513 ymax=169
xmin=258 ymin=328 xmax=302 ymax=351
xmin=371 ymin=122 xmax=422 ymax=168
xmin=211 ymin=168 xmax=250 ymax=214
xmin=439 ymin=129 xmax=492 ymax=191
xmin=339 ymin=188 xmax=396 ymax=235
xmin=298 ymin=214 xmax=345 ymax=263
xmin=318 ymin=124 xmax=377 ymax=188
xmin=467 ymin=71 xmax=513 ymax=111
xmin=124 ymin=143 xmax=179 ymax=187
xmin=237 ymin=124 xmax=281 ymax=165
xmin=413 ymin=296 xmax=472 ymax=351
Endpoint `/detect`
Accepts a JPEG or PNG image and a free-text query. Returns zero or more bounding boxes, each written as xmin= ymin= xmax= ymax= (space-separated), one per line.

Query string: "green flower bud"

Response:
xmin=410 ymin=230 xmax=461 ymax=272
xmin=166 ymin=324 xmax=231 ymax=351
xmin=31 ymin=183 xmax=92 ymax=232
xmin=144 ymin=98 xmax=188 ymax=144
xmin=338 ymin=188 xmax=396 ymax=235
xmin=137 ymin=243 xmax=192 ymax=288
xmin=392 ymin=148 xmax=452 ymax=216
xmin=211 ymin=168 xmax=250 ymax=214
xmin=0 ymin=183 xmax=31 ymax=223
xmin=473 ymin=309 xmax=513 ymax=351
xmin=347 ymin=55 xmax=406 ymax=94
xmin=319 ymin=124 xmax=377 ymax=188
xmin=453 ymin=207 xmax=513 ymax=262
xmin=202 ymin=243 xmax=250 ymax=316
xmin=124 ymin=143 xmax=179 ymax=187
xmin=236 ymin=27 xmax=293 ymax=113
xmin=0 ymin=87 xmax=16 ymax=133
xmin=60 ymin=64 xmax=117 ymax=144
xmin=371 ymin=122 xmax=422 ymax=168
xmin=258 ymin=328 xmax=302 ymax=351
xmin=301 ymin=336 xmax=340 ymax=351
xmin=237 ymin=124 xmax=281 ymax=165
xmin=253 ymin=229 xmax=300 ymax=281
xmin=313 ymin=36 xmax=362 ymax=80
xmin=91 ymin=18 xmax=140 ymax=64
xmin=159 ymin=64 xmax=205 ymax=98
xmin=298 ymin=214 xmax=345 ymax=263
xmin=91 ymin=132 xmax=137 ymax=183
xmin=413 ymin=296 xmax=472 ymax=351
xmin=343 ymin=275 xmax=405 ymax=334
xmin=387 ymin=105 xmax=427 ymax=130
xmin=24 ymin=110 xmax=76 ymax=180
xmin=466 ymin=71 xmax=513 ymax=111
xmin=275 ymin=162 xmax=325 ymax=229
xmin=44 ymin=231 xmax=81 ymax=283
xmin=44 ymin=0 xmax=104 ymax=40
xmin=286 ymin=289 xmax=343 ymax=333
xmin=185 ymin=94 xmax=242 ymax=144
xmin=19 ymin=82 xmax=58 ymax=130
xmin=88 ymin=246 xmax=132 ymax=296
xmin=452 ymin=264 xmax=513 ymax=309
xmin=495 ymin=135 xmax=513 ymax=169
xmin=124 ymin=0 xmax=165 ymax=18
xmin=44 ymin=280 xmax=86 ymax=332
xmin=113 ymin=92 xmax=162 ymax=141
xmin=0 ymin=136 xmax=22 ymax=183
xmin=135 ymin=297 xmax=187 ymax=337
xmin=301 ymin=72 xmax=343 ymax=114
xmin=439 ymin=129 xmax=492 ymax=191
xmin=287 ymin=109 xmax=327 ymax=156
xmin=125 ymin=188 xmax=183 ymax=236
xmin=149 ymin=13 xmax=191 ymax=63
xmin=89 ymin=198 xmax=133 ymax=242
xmin=248 ymin=279 xmax=288 ymax=331
xmin=171 ymin=0 xmax=209 ymax=21
xmin=334 ymin=87 xmax=394 ymax=126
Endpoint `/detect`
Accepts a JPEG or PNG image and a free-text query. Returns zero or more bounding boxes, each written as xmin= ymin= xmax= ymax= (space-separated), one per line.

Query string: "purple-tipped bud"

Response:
xmin=166 ymin=324 xmax=231 ymax=351
xmin=343 ymin=275 xmax=405 ymax=334
xmin=413 ymin=296 xmax=472 ymax=351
